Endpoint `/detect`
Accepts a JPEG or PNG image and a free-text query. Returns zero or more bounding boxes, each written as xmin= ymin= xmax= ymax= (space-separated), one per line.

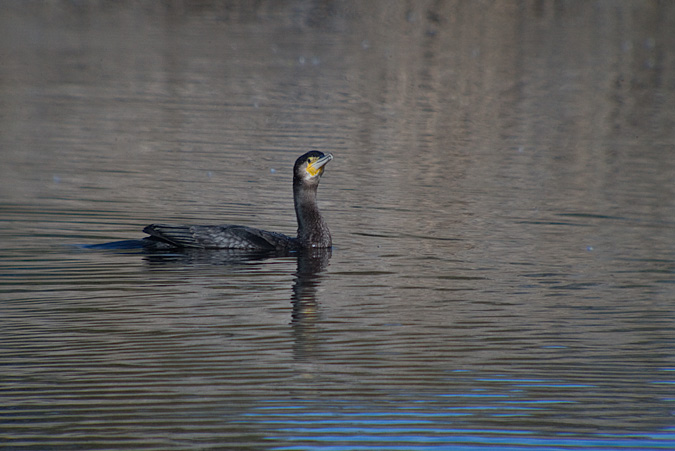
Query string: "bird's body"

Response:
xmin=142 ymin=224 xmax=300 ymax=250
xmin=137 ymin=151 xmax=333 ymax=251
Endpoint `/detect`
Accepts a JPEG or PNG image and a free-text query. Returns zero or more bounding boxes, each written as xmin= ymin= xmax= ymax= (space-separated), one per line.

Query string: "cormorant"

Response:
xmin=141 ymin=151 xmax=333 ymax=251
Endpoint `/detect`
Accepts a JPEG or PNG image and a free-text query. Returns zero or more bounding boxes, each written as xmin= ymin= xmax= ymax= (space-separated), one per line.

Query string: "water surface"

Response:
xmin=1 ymin=1 xmax=674 ymax=449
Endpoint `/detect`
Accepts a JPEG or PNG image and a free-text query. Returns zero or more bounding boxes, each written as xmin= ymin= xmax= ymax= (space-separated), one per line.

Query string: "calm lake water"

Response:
xmin=1 ymin=1 xmax=674 ymax=449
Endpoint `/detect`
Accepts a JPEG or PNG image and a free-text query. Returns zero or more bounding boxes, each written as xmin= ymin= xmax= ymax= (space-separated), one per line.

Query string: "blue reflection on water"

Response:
xmin=267 ymin=428 xmax=675 ymax=451
xmin=247 ymin=392 xmax=675 ymax=451
xmin=269 ymin=433 xmax=675 ymax=451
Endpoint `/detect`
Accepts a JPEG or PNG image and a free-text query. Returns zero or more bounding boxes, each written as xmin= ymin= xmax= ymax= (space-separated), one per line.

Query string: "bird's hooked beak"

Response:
xmin=306 ymin=153 xmax=333 ymax=177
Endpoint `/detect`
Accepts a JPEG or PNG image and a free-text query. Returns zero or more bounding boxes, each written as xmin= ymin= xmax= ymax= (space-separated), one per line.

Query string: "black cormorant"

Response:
xmin=141 ymin=151 xmax=333 ymax=251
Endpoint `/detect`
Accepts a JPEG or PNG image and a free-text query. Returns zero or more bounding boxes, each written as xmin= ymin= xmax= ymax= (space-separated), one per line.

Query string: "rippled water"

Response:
xmin=1 ymin=1 xmax=674 ymax=450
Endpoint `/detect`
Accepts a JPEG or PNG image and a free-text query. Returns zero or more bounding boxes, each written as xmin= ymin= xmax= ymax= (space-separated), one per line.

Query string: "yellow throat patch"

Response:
xmin=306 ymin=160 xmax=324 ymax=177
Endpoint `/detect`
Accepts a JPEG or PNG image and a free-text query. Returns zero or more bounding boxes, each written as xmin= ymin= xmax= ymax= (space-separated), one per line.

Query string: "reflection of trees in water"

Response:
xmin=291 ymin=248 xmax=331 ymax=361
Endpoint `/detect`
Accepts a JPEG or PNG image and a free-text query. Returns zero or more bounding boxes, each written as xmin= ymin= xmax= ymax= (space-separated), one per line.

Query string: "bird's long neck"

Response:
xmin=294 ymin=181 xmax=331 ymax=248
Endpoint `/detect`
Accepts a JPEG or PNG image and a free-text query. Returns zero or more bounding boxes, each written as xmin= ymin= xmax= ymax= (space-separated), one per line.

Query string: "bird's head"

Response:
xmin=294 ymin=151 xmax=333 ymax=185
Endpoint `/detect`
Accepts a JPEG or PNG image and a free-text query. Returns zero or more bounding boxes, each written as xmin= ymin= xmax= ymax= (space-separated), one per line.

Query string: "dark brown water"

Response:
xmin=1 ymin=1 xmax=674 ymax=449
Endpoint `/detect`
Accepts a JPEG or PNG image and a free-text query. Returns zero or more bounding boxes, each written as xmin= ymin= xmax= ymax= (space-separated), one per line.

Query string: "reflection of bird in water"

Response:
xmin=143 ymin=151 xmax=333 ymax=250
xmin=140 ymin=245 xmax=332 ymax=362
xmin=291 ymin=248 xmax=332 ymax=361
